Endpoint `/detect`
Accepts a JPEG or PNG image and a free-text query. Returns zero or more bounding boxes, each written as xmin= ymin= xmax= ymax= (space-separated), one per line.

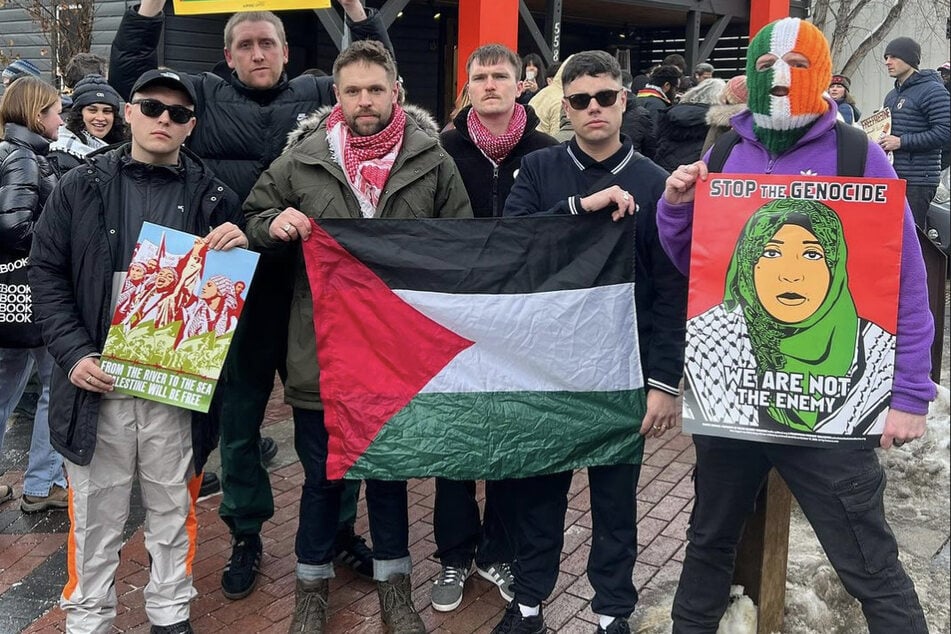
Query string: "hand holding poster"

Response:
xmin=684 ymin=175 xmax=905 ymax=446
xmin=101 ymin=222 xmax=259 ymax=412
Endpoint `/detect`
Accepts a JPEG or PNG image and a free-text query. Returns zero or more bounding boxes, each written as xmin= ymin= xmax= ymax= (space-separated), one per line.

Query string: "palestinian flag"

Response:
xmin=303 ymin=214 xmax=647 ymax=480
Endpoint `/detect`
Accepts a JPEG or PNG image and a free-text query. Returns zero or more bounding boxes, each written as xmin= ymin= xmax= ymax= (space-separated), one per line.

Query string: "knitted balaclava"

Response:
xmin=746 ymin=18 xmax=831 ymax=155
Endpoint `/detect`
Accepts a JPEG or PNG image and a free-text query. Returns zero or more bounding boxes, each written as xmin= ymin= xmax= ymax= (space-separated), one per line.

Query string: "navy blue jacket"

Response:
xmin=884 ymin=69 xmax=951 ymax=185
xmin=503 ymin=138 xmax=687 ymax=395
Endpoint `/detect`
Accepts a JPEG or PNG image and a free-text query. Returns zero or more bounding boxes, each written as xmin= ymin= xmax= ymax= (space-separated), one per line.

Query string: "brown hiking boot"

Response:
xmin=20 ymin=484 xmax=68 ymax=513
xmin=288 ymin=578 xmax=329 ymax=633
xmin=377 ymin=573 xmax=425 ymax=633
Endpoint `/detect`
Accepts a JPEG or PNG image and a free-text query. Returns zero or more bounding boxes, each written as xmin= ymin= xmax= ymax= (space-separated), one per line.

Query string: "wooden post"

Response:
xmin=732 ymin=469 xmax=792 ymax=634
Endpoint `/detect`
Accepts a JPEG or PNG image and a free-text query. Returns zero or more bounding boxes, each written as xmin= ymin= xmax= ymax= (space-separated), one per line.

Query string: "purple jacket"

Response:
xmin=657 ymin=99 xmax=936 ymax=415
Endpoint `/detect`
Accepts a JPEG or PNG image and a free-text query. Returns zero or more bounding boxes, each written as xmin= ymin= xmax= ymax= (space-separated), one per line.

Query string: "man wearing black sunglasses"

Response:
xmin=499 ymin=51 xmax=687 ymax=634
xmin=30 ymin=68 xmax=246 ymax=634
xmin=108 ymin=0 xmax=394 ymax=599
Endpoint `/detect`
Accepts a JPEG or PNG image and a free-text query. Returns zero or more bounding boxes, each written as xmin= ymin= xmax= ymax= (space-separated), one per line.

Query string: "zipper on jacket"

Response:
xmin=492 ymin=164 xmax=501 ymax=217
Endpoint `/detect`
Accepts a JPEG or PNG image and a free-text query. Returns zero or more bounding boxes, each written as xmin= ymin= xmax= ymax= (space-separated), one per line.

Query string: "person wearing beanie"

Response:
xmin=657 ymin=16 xmax=935 ymax=634
xmin=883 ymin=36 xmax=951 ymax=227
xmin=828 ymin=73 xmax=861 ymax=125
xmin=1 ymin=58 xmax=42 ymax=87
xmin=701 ymin=74 xmax=747 ymax=154
xmin=49 ymin=74 xmax=127 ymax=172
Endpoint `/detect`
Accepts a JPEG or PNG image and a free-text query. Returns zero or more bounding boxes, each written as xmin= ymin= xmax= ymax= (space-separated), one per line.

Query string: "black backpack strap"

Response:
xmin=706 ymin=129 xmax=741 ymax=172
xmin=834 ymin=120 xmax=868 ymax=177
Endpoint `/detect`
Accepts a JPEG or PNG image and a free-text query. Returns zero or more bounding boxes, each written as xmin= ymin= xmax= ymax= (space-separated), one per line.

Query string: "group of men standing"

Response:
xmin=18 ymin=0 xmax=944 ymax=632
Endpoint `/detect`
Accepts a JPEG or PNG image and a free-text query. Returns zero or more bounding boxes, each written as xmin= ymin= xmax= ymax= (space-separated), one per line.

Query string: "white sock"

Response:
xmin=519 ymin=603 xmax=540 ymax=617
xmin=598 ymin=615 xmax=616 ymax=629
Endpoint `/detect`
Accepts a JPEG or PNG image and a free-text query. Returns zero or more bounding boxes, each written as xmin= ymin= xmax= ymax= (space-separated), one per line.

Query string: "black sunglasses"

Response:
xmin=131 ymin=98 xmax=194 ymax=124
xmin=565 ymin=89 xmax=621 ymax=110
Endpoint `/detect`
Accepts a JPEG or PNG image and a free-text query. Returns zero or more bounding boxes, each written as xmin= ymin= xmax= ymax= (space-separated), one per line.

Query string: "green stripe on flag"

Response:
xmin=342 ymin=389 xmax=647 ymax=480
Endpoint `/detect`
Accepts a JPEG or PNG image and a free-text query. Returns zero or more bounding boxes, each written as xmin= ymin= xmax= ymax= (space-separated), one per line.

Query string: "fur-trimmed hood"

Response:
xmin=284 ymin=103 xmax=440 ymax=151
xmin=705 ymin=102 xmax=748 ymax=128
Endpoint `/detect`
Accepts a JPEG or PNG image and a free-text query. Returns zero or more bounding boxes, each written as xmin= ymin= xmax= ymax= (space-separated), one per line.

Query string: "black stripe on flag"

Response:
xmin=314 ymin=212 xmax=635 ymax=294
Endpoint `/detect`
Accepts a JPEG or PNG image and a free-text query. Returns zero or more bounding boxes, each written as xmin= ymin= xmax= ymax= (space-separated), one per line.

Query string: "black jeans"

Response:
xmin=906 ymin=184 xmax=937 ymax=230
xmin=672 ymin=435 xmax=927 ymax=634
xmin=293 ymin=407 xmax=409 ymax=565
xmin=511 ymin=464 xmax=641 ymax=618
xmin=433 ymin=478 xmax=516 ymax=569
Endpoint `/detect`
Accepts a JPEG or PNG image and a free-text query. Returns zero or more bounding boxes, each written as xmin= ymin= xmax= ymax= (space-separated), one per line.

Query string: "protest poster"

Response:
xmin=172 ymin=0 xmax=328 ymax=15
xmin=859 ymin=108 xmax=892 ymax=141
xmin=100 ymin=222 xmax=258 ymax=413
xmin=684 ymin=174 xmax=905 ymax=447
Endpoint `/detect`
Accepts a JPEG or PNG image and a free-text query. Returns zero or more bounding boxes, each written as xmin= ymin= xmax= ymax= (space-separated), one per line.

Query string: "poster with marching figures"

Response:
xmin=684 ymin=174 xmax=906 ymax=447
xmin=100 ymin=222 xmax=258 ymax=412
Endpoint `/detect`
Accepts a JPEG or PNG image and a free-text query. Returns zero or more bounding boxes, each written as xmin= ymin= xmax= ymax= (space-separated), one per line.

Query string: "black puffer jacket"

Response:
xmin=653 ymin=102 xmax=711 ymax=172
xmin=0 ymin=123 xmax=58 ymax=253
xmin=28 ymin=145 xmax=242 ymax=471
xmin=621 ymin=99 xmax=656 ymax=158
xmin=884 ymin=69 xmax=951 ymax=185
xmin=439 ymin=105 xmax=557 ymax=217
xmin=109 ymin=7 xmax=392 ymax=202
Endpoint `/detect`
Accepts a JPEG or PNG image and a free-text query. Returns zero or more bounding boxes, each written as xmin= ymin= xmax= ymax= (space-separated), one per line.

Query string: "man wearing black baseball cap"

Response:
xmin=30 ymin=66 xmax=246 ymax=634
xmin=882 ymin=36 xmax=951 ymax=227
xmin=108 ymin=2 xmax=393 ymax=598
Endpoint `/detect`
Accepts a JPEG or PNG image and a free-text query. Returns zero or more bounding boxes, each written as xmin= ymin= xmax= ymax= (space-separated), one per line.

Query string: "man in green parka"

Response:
xmin=242 ymin=39 xmax=472 ymax=633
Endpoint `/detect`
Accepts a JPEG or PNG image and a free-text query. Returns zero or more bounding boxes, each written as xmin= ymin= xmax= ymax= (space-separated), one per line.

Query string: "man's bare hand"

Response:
xmin=268 ymin=208 xmax=312 ymax=242
xmin=639 ymin=389 xmax=681 ymax=439
xmin=664 ymin=161 xmax=708 ymax=205
xmin=880 ymin=409 xmax=926 ymax=449
xmin=138 ymin=0 xmax=164 ymax=17
xmin=878 ymin=134 xmax=901 ymax=152
xmin=337 ymin=0 xmax=368 ymax=21
xmin=70 ymin=357 xmax=115 ymax=393
xmin=206 ymin=223 xmax=248 ymax=251
xmin=579 ymin=185 xmax=638 ymax=221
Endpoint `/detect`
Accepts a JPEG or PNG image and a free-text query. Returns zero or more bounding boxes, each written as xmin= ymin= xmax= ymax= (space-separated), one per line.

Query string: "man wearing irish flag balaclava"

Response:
xmin=656 ymin=17 xmax=935 ymax=634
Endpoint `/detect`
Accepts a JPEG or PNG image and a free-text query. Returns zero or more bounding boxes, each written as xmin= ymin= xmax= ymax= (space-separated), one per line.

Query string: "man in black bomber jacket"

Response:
xmin=496 ymin=51 xmax=687 ymax=634
xmin=29 ymin=69 xmax=246 ymax=634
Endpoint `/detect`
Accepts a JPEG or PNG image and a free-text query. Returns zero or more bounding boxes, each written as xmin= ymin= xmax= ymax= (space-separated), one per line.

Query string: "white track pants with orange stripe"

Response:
xmin=61 ymin=397 xmax=200 ymax=633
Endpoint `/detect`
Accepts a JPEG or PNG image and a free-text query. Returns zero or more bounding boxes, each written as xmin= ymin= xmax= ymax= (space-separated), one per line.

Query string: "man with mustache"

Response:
xmin=243 ymin=39 xmax=472 ymax=633
xmin=432 ymin=43 xmax=557 ymax=613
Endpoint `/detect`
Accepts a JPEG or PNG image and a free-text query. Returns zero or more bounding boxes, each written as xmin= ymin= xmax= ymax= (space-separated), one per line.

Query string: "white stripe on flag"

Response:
xmin=394 ymin=283 xmax=643 ymax=393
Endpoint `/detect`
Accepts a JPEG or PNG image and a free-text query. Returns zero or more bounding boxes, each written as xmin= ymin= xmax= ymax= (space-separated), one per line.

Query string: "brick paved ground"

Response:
xmin=1 ymin=381 xmax=695 ymax=633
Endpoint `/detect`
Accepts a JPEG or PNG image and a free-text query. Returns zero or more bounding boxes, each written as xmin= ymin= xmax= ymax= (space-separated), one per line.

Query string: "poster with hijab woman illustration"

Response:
xmin=684 ymin=174 xmax=905 ymax=446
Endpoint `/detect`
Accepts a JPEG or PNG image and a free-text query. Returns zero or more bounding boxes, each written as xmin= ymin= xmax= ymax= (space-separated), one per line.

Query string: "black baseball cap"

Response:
xmin=129 ymin=68 xmax=197 ymax=106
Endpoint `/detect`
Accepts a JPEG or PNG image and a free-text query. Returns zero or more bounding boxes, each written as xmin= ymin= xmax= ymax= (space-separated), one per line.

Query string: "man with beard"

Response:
xmin=243 ymin=39 xmax=472 ymax=633
xmin=658 ymin=18 xmax=934 ymax=634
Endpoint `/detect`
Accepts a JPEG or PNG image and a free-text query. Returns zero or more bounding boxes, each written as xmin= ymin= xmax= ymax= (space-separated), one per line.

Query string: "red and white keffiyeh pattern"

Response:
xmin=326 ymin=103 xmax=407 ymax=217
xmin=466 ymin=103 xmax=527 ymax=164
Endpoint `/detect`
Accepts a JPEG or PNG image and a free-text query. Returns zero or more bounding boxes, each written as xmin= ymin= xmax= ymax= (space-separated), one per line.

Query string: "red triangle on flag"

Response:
xmin=303 ymin=221 xmax=475 ymax=479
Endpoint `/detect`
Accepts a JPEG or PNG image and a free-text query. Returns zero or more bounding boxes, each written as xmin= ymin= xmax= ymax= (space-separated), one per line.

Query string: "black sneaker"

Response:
xmin=150 ymin=620 xmax=194 ymax=634
xmin=221 ymin=534 xmax=262 ymax=600
xmin=198 ymin=471 xmax=220 ymax=497
xmin=259 ymin=436 xmax=279 ymax=466
xmin=492 ymin=602 xmax=545 ymax=634
xmin=597 ymin=618 xmax=631 ymax=633
xmin=334 ymin=531 xmax=374 ymax=579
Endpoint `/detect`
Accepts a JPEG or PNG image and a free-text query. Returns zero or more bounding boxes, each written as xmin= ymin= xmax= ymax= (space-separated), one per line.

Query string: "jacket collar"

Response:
xmin=3 ymin=122 xmax=50 ymax=155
